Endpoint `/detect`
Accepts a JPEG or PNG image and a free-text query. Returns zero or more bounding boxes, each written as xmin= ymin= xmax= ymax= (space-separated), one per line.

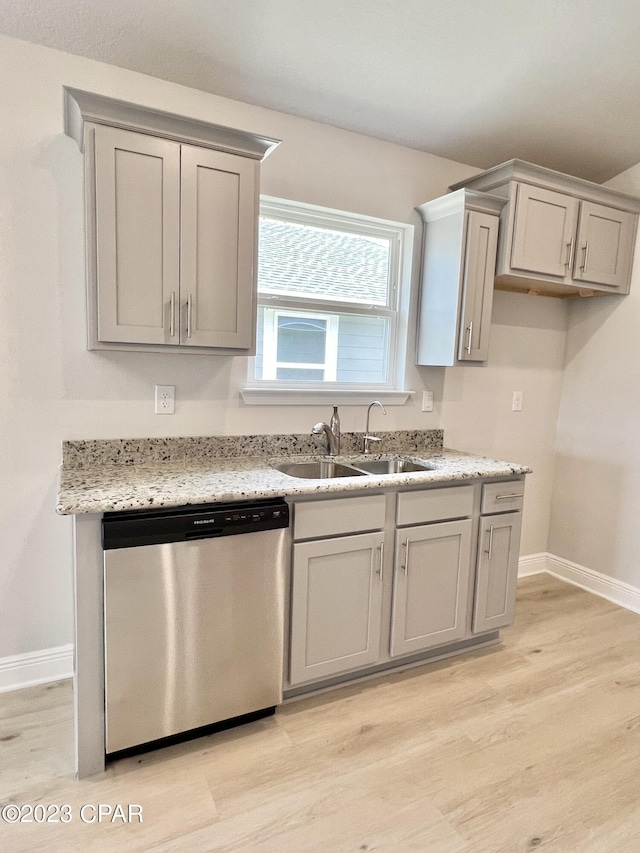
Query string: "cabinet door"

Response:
xmin=390 ymin=519 xmax=471 ymax=658
xmin=94 ymin=126 xmax=180 ymax=345
xmin=180 ymin=145 xmax=258 ymax=349
xmin=510 ymin=184 xmax=579 ymax=279
xmin=572 ymin=201 xmax=637 ymax=291
xmin=457 ymin=210 xmax=499 ymax=362
xmin=473 ymin=512 xmax=522 ymax=633
xmin=289 ymin=532 xmax=384 ymax=685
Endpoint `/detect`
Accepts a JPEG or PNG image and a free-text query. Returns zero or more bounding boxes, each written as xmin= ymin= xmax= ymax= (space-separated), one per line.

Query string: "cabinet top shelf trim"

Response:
xmin=416 ymin=188 xmax=505 ymax=222
xmin=63 ymin=87 xmax=281 ymax=161
xmin=449 ymin=158 xmax=640 ymax=214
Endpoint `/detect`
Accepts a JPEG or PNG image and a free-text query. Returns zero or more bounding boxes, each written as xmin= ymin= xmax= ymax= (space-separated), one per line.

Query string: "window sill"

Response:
xmin=240 ymin=387 xmax=415 ymax=406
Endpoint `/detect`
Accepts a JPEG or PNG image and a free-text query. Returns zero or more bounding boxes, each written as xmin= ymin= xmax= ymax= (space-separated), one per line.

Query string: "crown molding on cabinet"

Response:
xmin=63 ymin=87 xmax=281 ymax=160
xmin=450 ymin=159 xmax=640 ymax=213
xmin=416 ymin=188 xmax=505 ymax=222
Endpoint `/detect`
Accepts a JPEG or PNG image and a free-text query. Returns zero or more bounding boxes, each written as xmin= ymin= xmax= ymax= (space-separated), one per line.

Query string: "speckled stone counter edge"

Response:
xmin=62 ymin=429 xmax=445 ymax=468
xmin=58 ymin=429 xmax=531 ymax=516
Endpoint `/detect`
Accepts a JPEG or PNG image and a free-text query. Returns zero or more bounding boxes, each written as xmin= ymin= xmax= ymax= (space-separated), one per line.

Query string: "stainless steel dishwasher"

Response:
xmin=102 ymin=497 xmax=289 ymax=756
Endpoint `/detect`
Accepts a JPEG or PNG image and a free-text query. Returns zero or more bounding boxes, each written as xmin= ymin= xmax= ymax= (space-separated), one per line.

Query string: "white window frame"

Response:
xmin=242 ymin=196 xmax=414 ymax=406
xmin=262 ymin=308 xmax=339 ymax=381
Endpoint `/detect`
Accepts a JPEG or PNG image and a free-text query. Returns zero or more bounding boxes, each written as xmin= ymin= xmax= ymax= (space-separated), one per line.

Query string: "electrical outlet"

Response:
xmin=422 ymin=390 xmax=434 ymax=412
xmin=512 ymin=391 xmax=523 ymax=412
xmin=155 ymin=385 xmax=175 ymax=414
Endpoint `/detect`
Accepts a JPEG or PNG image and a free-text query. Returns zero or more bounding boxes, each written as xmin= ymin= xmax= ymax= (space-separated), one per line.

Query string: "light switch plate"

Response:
xmin=512 ymin=391 xmax=523 ymax=412
xmin=422 ymin=390 xmax=434 ymax=412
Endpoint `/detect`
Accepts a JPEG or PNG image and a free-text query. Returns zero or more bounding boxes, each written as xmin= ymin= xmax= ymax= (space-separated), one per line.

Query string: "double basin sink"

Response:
xmin=274 ymin=456 xmax=435 ymax=480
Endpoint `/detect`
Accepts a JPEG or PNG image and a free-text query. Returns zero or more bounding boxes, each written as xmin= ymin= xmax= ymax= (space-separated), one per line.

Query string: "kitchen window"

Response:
xmin=244 ymin=197 xmax=414 ymax=405
xmin=262 ymin=309 xmax=340 ymax=381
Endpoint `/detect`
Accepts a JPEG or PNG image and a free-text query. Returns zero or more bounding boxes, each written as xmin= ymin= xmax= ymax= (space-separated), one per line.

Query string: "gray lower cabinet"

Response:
xmin=390 ymin=519 xmax=472 ymax=657
xmin=473 ymin=511 xmax=522 ymax=633
xmin=287 ymin=480 xmax=525 ymax=692
xmin=289 ymin=532 xmax=385 ymax=686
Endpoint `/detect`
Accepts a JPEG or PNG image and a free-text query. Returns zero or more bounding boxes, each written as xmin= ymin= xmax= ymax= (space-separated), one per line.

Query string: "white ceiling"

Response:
xmin=3 ymin=0 xmax=640 ymax=182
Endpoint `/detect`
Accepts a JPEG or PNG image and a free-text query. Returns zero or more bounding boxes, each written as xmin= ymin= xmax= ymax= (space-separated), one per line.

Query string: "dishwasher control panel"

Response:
xmin=102 ymin=498 xmax=290 ymax=550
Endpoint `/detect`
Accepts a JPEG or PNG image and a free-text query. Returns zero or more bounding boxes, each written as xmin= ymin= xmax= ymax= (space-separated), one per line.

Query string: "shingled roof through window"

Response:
xmin=258 ymin=218 xmax=389 ymax=305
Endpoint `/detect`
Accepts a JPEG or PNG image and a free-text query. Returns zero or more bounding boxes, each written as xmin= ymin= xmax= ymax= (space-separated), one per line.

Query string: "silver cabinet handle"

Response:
xmin=186 ymin=294 xmax=193 ymax=339
xmin=401 ymin=539 xmax=410 ymax=577
xmin=377 ymin=541 xmax=384 ymax=583
xmin=495 ymin=493 xmax=524 ymax=501
xmin=565 ymin=238 xmax=574 ymax=270
xmin=169 ymin=292 xmax=176 ymax=337
xmin=486 ymin=525 xmax=494 ymax=560
xmin=465 ymin=322 xmax=473 ymax=355
xmin=580 ymin=242 xmax=590 ymax=272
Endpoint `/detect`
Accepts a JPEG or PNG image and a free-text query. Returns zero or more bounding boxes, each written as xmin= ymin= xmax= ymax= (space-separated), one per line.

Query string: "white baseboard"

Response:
xmin=1 ymin=554 xmax=638 ymax=695
xmin=0 ymin=644 xmax=73 ymax=694
xmin=518 ymin=553 xmax=549 ymax=577
xmin=520 ymin=552 xmax=640 ymax=615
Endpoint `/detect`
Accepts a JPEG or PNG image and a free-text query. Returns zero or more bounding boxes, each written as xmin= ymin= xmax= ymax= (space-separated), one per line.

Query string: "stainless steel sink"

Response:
xmin=352 ymin=457 xmax=435 ymax=475
xmin=274 ymin=456 xmax=434 ymax=479
xmin=274 ymin=460 xmax=366 ymax=479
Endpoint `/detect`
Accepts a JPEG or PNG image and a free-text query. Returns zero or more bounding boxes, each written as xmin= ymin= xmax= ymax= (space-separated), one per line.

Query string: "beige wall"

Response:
xmin=439 ymin=291 xmax=568 ymax=556
xmin=0 ymin=33 xmax=565 ymax=661
xmin=549 ymin=164 xmax=640 ymax=583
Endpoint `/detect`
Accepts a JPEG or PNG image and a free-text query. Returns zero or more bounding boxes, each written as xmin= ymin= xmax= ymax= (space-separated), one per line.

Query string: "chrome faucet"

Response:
xmin=312 ymin=407 xmax=341 ymax=456
xmin=363 ymin=400 xmax=386 ymax=453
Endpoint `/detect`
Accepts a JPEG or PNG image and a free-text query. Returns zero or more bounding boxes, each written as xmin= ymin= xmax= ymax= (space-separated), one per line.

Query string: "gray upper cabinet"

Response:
xmin=415 ymin=189 xmax=502 ymax=366
xmin=179 ymin=145 xmax=257 ymax=349
xmin=64 ymin=87 xmax=280 ymax=354
xmin=573 ymin=201 xmax=637 ymax=289
xmin=451 ymin=160 xmax=640 ymax=298
xmin=509 ymin=184 xmax=636 ymax=292
xmin=94 ymin=127 xmax=181 ymax=346
xmin=509 ymin=184 xmax=580 ymax=279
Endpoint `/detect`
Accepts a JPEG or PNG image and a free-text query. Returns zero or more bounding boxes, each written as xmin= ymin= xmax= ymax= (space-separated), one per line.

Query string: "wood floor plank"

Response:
xmin=3 ymin=574 xmax=640 ymax=851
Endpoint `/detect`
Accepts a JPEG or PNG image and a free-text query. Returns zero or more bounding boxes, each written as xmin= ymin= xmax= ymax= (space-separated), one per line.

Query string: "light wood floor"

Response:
xmin=3 ymin=574 xmax=640 ymax=852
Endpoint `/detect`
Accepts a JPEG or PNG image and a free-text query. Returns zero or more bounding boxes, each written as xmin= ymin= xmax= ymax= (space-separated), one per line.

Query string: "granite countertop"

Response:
xmin=56 ymin=430 xmax=531 ymax=515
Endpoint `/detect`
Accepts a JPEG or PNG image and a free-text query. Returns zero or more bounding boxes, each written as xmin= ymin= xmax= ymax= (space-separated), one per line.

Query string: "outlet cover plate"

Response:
xmin=155 ymin=385 xmax=175 ymax=414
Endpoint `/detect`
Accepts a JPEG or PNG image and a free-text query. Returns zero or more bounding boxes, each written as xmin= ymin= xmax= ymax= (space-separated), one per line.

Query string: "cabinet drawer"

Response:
xmin=293 ymin=494 xmax=386 ymax=540
xmin=481 ymin=481 xmax=524 ymax=514
xmin=397 ymin=486 xmax=473 ymax=526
